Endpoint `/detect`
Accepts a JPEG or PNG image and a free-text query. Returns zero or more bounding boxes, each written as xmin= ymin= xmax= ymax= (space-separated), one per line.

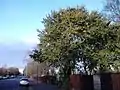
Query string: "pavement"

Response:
xmin=0 ymin=78 xmax=59 ymax=90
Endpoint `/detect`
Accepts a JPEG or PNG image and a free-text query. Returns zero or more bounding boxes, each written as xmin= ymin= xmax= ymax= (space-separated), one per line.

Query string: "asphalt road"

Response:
xmin=0 ymin=78 xmax=59 ymax=90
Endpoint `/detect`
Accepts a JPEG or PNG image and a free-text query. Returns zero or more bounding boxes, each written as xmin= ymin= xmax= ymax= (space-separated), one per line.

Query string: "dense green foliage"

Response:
xmin=30 ymin=6 xmax=120 ymax=88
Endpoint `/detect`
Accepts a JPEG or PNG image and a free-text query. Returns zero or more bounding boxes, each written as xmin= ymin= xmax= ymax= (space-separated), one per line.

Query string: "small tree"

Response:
xmin=1 ymin=68 xmax=7 ymax=76
xmin=7 ymin=67 xmax=20 ymax=76
xmin=24 ymin=61 xmax=49 ymax=78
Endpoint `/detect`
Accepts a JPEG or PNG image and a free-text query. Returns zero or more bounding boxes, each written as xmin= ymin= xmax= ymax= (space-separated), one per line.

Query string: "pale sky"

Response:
xmin=0 ymin=0 xmax=103 ymax=69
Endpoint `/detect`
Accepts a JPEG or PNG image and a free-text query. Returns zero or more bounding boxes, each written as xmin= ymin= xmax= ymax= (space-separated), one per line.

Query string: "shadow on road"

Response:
xmin=19 ymin=83 xmax=59 ymax=90
xmin=19 ymin=86 xmax=33 ymax=90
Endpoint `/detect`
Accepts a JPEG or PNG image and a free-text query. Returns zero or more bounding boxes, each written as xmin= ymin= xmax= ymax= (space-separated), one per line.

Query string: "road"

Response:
xmin=0 ymin=78 xmax=59 ymax=90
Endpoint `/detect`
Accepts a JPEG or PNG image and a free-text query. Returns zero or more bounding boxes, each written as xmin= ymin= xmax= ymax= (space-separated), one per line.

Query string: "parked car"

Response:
xmin=6 ymin=75 xmax=10 ymax=79
xmin=0 ymin=76 xmax=3 ymax=80
xmin=11 ymin=75 xmax=15 ymax=78
xmin=19 ymin=78 xmax=29 ymax=86
xmin=3 ymin=76 xmax=7 ymax=79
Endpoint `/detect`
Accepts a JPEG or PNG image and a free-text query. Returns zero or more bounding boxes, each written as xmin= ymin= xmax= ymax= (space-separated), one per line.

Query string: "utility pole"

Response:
xmin=37 ymin=63 xmax=38 ymax=84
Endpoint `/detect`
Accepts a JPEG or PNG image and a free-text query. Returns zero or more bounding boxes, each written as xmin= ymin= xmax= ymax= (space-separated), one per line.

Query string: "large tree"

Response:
xmin=30 ymin=6 xmax=120 ymax=89
xmin=39 ymin=6 xmax=120 ymax=72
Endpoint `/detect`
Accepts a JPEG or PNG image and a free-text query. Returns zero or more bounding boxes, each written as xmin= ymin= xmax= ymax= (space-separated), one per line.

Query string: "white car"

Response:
xmin=11 ymin=75 xmax=15 ymax=78
xmin=3 ymin=76 xmax=7 ymax=79
xmin=0 ymin=76 xmax=3 ymax=80
xmin=19 ymin=78 xmax=29 ymax=86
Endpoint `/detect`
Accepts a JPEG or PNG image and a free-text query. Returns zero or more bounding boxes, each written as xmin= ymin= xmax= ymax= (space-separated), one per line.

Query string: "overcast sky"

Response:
xmin=0 ymin=0 xmax=103 ymax=69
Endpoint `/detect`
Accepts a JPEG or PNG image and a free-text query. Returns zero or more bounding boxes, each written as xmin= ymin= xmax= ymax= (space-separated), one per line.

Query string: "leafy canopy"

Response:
xmin=30 ymin=6 xmax=120 ymax=76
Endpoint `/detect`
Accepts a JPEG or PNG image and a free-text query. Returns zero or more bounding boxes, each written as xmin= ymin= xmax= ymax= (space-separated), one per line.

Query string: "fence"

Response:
xmin=36 ymin=75 xmax=57 ymax=84
xmin=69 ymin=73 xmax=120 ymax=90
xmin=70 ymin=74 xmax=93 ymax=90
